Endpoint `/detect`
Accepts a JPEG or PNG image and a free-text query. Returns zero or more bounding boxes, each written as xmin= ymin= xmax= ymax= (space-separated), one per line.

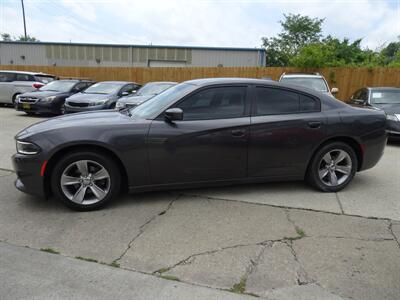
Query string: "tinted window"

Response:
xmin=359 ymin=89 xmax=369 ymax=101
xmin=0 ymin=72 xmax=16 ymax=82
xmin=15 ymin=74 xmax=34 ymax=81
xmin=255 ymin=87 xmax=318 ymax=115
xmin=177 ymin=86 xmax=246 ymax=120
xmin=280 ymin=77 xmax=328 ymax=92
xmin=300 ymin=94 xmax=319 ymax=112
xmin=120 ymin=84 xmax=136 ymax=94
xmin=34 ymin=75 xmax=56 ymax=83
xmin=73 ymin=82 xmax=89 ymax=92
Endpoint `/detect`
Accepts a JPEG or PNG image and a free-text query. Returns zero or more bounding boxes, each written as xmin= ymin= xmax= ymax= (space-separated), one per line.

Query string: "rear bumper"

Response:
xmin=359 ymin=129 xmax=387 ymax=171
xmin=12 ymin=153 xmax=46 ymax=197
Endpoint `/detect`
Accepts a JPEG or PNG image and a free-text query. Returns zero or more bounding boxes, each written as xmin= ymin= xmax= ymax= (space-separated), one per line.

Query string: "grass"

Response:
xmin=108 ymin=261 xmax=120 ymax=268
xmin=75 ymin=256 xmax=98 ymax=263
xmin=40 ymin=248 xmax=60 ymax=254
xmin=296 ymin=227 xmax=305 ymax=238
xmin=160 ymin=274 xmax=180 ymax=282
xmin=155 ymin=267 xmax=170 ymax=274
xmin=229 ymin=277 xmax=247 ymax=294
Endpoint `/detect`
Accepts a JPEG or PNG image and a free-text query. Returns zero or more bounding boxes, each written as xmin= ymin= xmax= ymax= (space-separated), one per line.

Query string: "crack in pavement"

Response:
xmin=112 ymin=197 xmax=177 ymax=265
xmin=284 ymin=240 xmax=314 ymax=286
xmin=388 ymin=222 xmax=400 ymax=249
xmin=181 ymin=192 xmax=397 ymax=222
xmin=335 ymin=193 xmax=345 ymax=214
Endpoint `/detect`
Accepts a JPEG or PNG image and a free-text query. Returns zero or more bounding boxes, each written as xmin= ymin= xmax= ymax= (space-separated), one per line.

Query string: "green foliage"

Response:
xmin=262 ymin=15 xmax=400 ymax=67
xmin=262 ymin=14 xmax=324 ymax=66
xmin=1 ymin=32 xmax=39 ymax=42
xmin=229 ymin=277 xmax=247 ymax=294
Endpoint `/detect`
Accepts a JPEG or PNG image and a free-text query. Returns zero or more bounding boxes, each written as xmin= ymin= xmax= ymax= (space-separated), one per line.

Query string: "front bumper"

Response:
xmin=65 ymin=103 xmax=109 ymax=113
xmin=15 ymin=100 xmax=57 ymax=114
xmin=386 ymin=120 xmax=400 ymax=140
xmin=12 ymin=153 xmax=46 ymax=197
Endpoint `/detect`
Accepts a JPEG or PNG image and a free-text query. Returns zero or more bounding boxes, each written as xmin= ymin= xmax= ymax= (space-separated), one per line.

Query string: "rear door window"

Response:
xmin=254 ymin=87 xmax=320 ymax=115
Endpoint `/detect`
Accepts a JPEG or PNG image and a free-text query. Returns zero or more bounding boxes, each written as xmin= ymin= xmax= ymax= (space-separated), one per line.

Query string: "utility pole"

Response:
xmin=21 ymin=0 xmax=27 ymax=40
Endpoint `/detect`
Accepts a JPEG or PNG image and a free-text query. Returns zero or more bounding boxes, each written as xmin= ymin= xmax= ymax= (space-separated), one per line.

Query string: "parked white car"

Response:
xmin=279 ymin=73 xmax=339 ymax=97
xmin=0 ymin=70 xmax=57 ymax=104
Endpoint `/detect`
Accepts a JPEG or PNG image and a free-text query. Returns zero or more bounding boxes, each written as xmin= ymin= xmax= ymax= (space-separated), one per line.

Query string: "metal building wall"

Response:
xmin=0 ymin=42 xmax=265 ymax=67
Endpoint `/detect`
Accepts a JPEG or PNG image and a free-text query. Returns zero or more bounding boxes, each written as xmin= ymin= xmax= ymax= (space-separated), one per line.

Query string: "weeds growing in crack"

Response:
xmin=75 ymin=256 xmax=98 ymax=263
xmin=160 ymin=274 xmax=180 ymax=282
xmin=40 ymin=247 xmax=60 ymax=254
xmin=229 ymin=277 xmax=247 ymax=294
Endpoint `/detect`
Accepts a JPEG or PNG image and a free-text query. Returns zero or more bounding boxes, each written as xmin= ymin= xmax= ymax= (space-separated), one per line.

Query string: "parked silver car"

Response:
xmin=279 ymin=73 xmax=338 ymax=97
xmin=0 ymin=70 xmax=56 ymax=104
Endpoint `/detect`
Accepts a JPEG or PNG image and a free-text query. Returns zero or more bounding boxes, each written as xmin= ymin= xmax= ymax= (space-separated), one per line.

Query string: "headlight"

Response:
xmin=115 ymin=102 xmax=125 ymax=109
xmin=386 ymin=114 xmax=399 ymax=122
xmin=16 ymin=140 xmax=41 ymax=155
xmin=41 ymin=96 xmax=56 ymax=102
xmin=91 ymin=99 xmax=107 ymax=106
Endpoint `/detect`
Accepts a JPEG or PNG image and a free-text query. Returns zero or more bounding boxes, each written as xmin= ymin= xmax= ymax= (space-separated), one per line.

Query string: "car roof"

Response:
xmin=143 ymin=81 xmax=178 ymax=85
xmin=182 ymin=77 xmax=344 ymax=108
xmin=94 ymin=81 xmax=137 ymax=85
xmin=0 ymin=70 xmax=55 ymax=76
xmin=367 ymin=87 xmax=400 ymax=91
xmin=280 ymin=74 xmax=324 ymax=78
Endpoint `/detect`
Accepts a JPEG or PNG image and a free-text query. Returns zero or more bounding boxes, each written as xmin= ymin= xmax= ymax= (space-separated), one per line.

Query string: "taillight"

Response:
xmin=33 ymin=83 xmax=44 ymax=89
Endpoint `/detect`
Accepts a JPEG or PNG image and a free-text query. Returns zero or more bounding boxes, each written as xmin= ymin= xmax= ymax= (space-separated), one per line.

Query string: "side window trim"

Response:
xmin=252 ymin=85 xmax=321 ymax=117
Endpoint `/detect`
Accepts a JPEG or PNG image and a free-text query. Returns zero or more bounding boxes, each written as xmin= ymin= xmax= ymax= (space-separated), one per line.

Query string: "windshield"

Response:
xmin=136 ymin=83 xmax=175 ymax=96
xmin=281 ymin=77 xmax=328 ymax=92
xmin=371 ymin=91 xmax=400 ymax=104
xmin=131 ymin=83 xmax=195 ymax=119
xmin=83 ymin=82 xmax=124 ymax=94
xmin=39 ymin=81 xmax=76 ymax=92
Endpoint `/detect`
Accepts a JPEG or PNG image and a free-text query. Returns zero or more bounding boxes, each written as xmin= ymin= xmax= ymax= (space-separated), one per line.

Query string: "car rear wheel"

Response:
xmin=51 ymin=151 xmax=121 ymax=211
xmin=307 ymin=142 xmax=357 ymax=192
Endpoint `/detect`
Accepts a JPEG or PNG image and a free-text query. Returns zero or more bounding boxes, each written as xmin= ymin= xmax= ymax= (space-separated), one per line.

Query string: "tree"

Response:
xmin=290 ymin=36 xmax=379 ymax=68
xmin=1 ymin=33 xmax=12 ymax=41
xmin=1 ymin=32 xmax=39 ymax=42
xmin=262 ymin=14 xmax=324 ymax=66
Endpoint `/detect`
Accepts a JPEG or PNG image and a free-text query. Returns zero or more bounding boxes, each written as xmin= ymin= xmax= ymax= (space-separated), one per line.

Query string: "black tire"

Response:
xmin=51 ymin=151 xmax=121 ymax=211
xmin=12 ymin=93 xmax=20 ymax=106
xmin=25 ymin=112 xmax=35 ymax=116
xmin=306 ymin=142 xmax=357 ymax=192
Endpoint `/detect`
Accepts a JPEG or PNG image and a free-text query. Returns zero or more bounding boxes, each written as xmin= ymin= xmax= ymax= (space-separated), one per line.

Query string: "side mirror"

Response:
xmin=165 ymin=108 xmax=183 ymax=122
xmin=331 ymin=87 xmax=339 ymax=94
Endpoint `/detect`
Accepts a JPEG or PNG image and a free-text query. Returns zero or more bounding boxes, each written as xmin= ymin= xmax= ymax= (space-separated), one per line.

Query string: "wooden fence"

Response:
xmin=1 ymin=65 xmax=400 ymax=101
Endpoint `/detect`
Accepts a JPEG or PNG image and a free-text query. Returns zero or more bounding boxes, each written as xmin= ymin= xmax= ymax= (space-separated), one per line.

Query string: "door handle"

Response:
xmin=231 ymin=129 xmax=246 ymax=137
xmin=308 ymin=121 xmax=321 ymax=129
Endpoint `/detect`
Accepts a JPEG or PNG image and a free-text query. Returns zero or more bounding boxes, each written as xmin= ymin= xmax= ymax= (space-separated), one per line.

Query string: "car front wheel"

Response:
xmin=51 ymin=151 xmax=121 ymax=211
xmin=307 ymin=142 xmax=357 ymax=192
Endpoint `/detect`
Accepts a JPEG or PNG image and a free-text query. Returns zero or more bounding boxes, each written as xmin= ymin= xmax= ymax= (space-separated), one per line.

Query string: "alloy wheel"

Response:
xmin=318 ymin=149 xmax=352 ymax=187
xmin=60 ymin=160 xmax=111 ymax=205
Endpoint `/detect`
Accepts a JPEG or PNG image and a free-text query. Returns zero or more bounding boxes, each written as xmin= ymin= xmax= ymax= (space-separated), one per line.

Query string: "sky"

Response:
xmin=0 ymin=0 xmax=399 ymax=50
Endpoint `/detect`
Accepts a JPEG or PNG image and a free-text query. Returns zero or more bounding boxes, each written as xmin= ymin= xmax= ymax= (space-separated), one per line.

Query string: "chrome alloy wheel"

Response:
xmin=318 ymin=149 xmax=352 ymax=186
xmin=60 ymin=160 xmax=111 ymax=205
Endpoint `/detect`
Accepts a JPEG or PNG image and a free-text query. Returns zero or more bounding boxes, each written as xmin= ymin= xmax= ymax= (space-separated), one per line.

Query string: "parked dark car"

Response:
xmin=12 ymin=78 xmax=387 ymax=211
xmin=15 ymin=80 xmax=93 ymax=115
xmin=115 ymin=81 xmax=177 ymax=110
xmin=65 ymin=81 xmax=141 ymax=113
xmin=349 ymin=87 xmax=400 ymax=140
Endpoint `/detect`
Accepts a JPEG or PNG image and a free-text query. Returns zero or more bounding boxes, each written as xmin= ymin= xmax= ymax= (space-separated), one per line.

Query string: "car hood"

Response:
xmin=372 ymin=104 xmax=400 ymax=114
xmin=20 ymin=91 xmax=66 ymax=98
xmin=67 ymin=93 xmax=112 ymax=102
xmin=118 ymin=94 xmax=154 ymax=105
xmin=16 ymin=110 xmax=133 ymax=139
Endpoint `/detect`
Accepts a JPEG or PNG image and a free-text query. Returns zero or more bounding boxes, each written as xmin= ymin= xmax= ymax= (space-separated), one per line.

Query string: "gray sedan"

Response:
xmin=115 ymin=81 xmax=177 ymax=110
xmin=65 ymin=81 xmax=140 ymax=113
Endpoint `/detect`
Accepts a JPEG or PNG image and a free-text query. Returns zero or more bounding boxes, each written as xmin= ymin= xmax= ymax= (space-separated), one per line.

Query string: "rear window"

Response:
xmin=254 ymin=87 xmax=320 ymax=116
xmin=34 ymin=75 xmax=56 ymax=84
